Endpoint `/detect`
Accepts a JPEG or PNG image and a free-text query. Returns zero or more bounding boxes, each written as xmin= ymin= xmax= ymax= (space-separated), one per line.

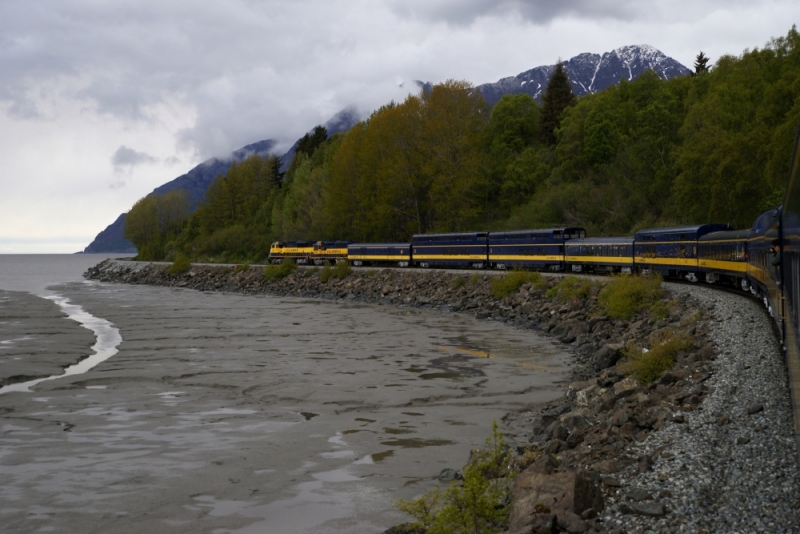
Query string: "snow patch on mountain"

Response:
xmin=477 ymin=45 xmax=691 ymax=106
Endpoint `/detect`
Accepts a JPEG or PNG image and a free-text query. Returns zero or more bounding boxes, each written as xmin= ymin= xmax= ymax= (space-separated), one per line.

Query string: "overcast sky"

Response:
xmin=1 ymin=0 xmax=798 ymax=253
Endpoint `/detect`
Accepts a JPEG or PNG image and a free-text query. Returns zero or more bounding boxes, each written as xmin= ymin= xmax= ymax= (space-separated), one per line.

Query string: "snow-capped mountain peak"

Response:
xmin=477 ymin=44 xmax=691 ymax=106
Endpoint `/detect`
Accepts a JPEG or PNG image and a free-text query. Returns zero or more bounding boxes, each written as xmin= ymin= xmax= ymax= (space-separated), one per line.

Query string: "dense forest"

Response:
xmin=125 ymin=27 xmax=800 ymax=262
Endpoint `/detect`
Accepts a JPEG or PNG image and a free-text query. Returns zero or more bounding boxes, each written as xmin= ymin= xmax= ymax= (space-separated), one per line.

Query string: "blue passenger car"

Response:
xmin=780 ymin=126 xmax=800 ymax=449
xmin=487 ymin=228 xmax=585 ymax=271
xmin=348 ymin=243 xmax=412 ymax=267
xmin=697 ymin=230 xmax=749 ymax=288
xmin=633 ymin=224 xmax=731 ymax=281
xmin=411 ymin=232 xmax=488 ymax=268
xmin=564 ymin=237 xmax=633 ymax=273
xmin=747 ymin=208 xmax=782 ymax=307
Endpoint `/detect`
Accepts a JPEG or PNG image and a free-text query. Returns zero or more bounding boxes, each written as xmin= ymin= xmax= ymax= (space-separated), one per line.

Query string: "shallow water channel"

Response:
xmin=0 ymin=281 xmax=571 ymax=534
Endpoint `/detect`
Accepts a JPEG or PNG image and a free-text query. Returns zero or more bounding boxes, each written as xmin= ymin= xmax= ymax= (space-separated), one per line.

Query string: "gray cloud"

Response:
xmin=0 ymin=0 xmax=792 ymax=162
xmin=112 ymin=145 xmax=156 ymax=169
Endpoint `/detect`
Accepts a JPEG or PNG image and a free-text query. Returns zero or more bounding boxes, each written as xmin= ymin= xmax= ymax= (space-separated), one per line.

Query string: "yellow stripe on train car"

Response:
xmin=348 ymin=255 xmax=411 ymax=261
xmin=413 ymin=254 xmax=487 ymax=261
xmin=698 ymin=259 xmax=747 ymax=272
xmin=634 ymin=257 xmax=698 ymax=267
xmin=747 ymin=264 xmax=771 ymax=285
xmin=565 ymin=255 xmax=634 ymax=264
xmin=489 ymin=255 xmax=563 ymax=262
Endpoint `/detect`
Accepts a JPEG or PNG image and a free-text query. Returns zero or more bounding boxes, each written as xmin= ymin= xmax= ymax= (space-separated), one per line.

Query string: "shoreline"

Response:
xmin=0 ymin=290 xmax=96 ymax=387
xmin=84 ymin=259 xmax=800 ymax=532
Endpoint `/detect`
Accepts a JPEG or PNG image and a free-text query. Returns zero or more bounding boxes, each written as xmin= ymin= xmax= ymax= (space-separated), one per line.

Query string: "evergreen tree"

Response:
xmin=540 ymin=61 xmax=577 ymax=145
xmin=295 ymin=125 xmax=328 ymax=157
xmin=693 ymin=51 xmax=711 ymax=75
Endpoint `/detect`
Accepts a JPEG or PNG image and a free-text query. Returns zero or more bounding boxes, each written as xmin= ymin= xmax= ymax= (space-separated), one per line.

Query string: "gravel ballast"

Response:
xmin=601 ymin=284 xmax=800 ymax=533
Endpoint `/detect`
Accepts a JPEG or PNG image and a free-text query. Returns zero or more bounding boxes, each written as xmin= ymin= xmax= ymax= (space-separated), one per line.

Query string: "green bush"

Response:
xmin=263 ymin=259 xmax=297 ymax=281
xmin=545 ymin=275 xmax=598 ymax=301
xmin=166 ymin=253 xmax=191 ymax=274
xmin=319 ymin=262 xmax=333 ymax=282
xmin=620 ymin=329 xmax=693 ymax=384
xmin=234 ymin=261 xmax=251 ymax=274
xmin=333 ymin=260 xmax=351 ymax=279
xmin=396 ymin=421 xmax=514 ymax=534
xmin=491 ymin=270 xmax=545 ymax=298
xmin=597 ymin=273 xmax=664 ymax=320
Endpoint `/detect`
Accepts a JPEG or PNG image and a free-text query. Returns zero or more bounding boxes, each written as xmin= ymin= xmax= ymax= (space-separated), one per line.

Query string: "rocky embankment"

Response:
xmin=85 ymin=260 xmax=800 ymax=533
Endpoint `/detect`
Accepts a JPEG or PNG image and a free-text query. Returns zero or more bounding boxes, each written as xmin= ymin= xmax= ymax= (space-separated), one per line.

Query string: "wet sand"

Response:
xmin=0 ymin=281 xmax=571 ymax=534
xmin=0 ymin=290 xmax=96 ymax=386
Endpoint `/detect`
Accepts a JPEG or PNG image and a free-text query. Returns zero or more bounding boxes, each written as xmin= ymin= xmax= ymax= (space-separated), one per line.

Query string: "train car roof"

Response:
xmin=698 ymin=229 xmax=751 ymax=241
xmin=751 ymin=207 xmax=781 ymax=234
xmin=412 ymin=232 xmax=487 ymax=237
xmin=566 ymin=237 xmax=633 ymax=244
xmin=634 ymin=224 xmax=732 ymax=238
xmin=489 ymin=227 xmax=585 ymax=237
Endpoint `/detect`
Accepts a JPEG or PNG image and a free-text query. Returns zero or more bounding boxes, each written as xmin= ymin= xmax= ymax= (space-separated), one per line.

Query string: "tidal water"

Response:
xmin=0 ymin=256 xmax=572 ymax=533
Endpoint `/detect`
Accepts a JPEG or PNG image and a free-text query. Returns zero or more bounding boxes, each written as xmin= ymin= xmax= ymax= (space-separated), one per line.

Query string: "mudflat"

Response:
xmin=0 ymin=281 xmax=570 ymax=534
xmin=0 ymin=290 xmax=95 ymax=386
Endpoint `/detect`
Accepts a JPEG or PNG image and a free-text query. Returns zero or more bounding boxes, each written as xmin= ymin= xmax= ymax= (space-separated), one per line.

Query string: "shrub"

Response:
xmin=319 ymin=262 xmax=333 ymax=282
xmin=333 ymin=260 xmax=351 ymax=279
xmin=166 ymin=253 xmax=191 ymax=274
xmin=396 ymin=421 xmax=514 ymax=534
xmin=234 ymin=262 xmax=251 ymax=274
xmin=620 ymin=329 xmax=693 ymax=384
xmin=545 ymin=275 xmax=598 ymax=301
xmin=491 ymin=270 xmax=545 ymax=298
xmin=452 ymin=276 xmax=466 ymax=290
xmin=597 ymin=273 xmax=664 ymax=320
xmin=304 ymin=266 xmax=319 ymax=278
xmin=263 ymin=259 xmax=297 ymax=281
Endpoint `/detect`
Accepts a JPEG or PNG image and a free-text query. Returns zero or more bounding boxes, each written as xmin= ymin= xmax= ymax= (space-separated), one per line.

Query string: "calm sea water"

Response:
xmin=0 ymin=254 xmax=132 ymax=294
xmin=0 ymin=254 xmax=572 ymax=533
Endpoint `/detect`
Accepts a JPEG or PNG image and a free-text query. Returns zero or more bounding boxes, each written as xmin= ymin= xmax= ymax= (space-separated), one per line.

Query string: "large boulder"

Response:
xmin=508 ymin=469 xmax=604 ymax=533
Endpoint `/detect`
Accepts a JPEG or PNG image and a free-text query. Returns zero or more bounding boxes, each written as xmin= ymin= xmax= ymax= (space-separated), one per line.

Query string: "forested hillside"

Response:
xmin=125 ymin=27 xmax=800 ymax=263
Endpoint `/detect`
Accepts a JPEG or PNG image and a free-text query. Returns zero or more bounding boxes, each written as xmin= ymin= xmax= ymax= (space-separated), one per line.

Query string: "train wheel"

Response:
xmin=740 ymin=278 xmax=749 ymax=292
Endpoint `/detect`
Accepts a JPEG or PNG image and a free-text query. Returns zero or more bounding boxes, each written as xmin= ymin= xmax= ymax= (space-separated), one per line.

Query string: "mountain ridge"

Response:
xmin=476 ymin=44 xmax=690 ymax=106
xmin=82 ymin=45 xmax=690 ymax=253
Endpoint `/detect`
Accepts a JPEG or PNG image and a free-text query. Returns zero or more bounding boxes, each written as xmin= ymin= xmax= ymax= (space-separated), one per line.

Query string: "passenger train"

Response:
xmin=270 ymin=129 xmax=800 ymax=443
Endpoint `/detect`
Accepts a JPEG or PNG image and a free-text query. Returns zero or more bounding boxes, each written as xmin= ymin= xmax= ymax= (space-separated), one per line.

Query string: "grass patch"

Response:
xmin=597 ymin=273 xmax=664 ymax=320
xmin=491 ymin=270 xmax=545 ymax=298
xmin=619 ymin=329 xmax=693 ymax=384
xmin=452 ymin=276 xmax=466 ymax=290
xmin=365 ymin=269 xmax=378 ymax=277
xmin=396 ymin=421 xmax=514 ymax=534
xmin=263 ymin=260 xmax=297 ymax=281
xmin=304 ymin=266 xmax=319 ymax=278
xmin=166 ymin=253 xmax=191 ymax=274
xmin=680 ymin=308 xmax=705 ymax=326
xmin=234 ymin=261 xmax=251 ymax=274
xmin=469 ymin=273 xmax=482 ymax=285
xmin=545 ymin=275 xmax=599 ymax=301
xmin=320 ymin=261 xmax=351 ymax=282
